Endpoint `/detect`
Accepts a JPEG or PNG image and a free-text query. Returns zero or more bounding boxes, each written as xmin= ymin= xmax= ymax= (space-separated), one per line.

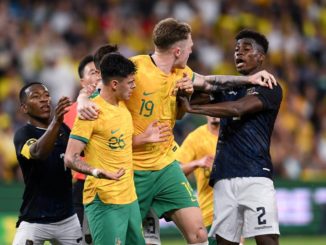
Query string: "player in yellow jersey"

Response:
xmin=177 ymin=117 xmax=219 ymax=234
xmin=77 ymin=18 xmax=277 ymax=245
xmin=64 ymin=53 xmax=170 ymax=245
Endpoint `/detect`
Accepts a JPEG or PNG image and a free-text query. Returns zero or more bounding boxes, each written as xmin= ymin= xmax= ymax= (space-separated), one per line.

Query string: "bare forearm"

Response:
xmin=65 ymin=153 xmax=95 ymax=176
xmin=181 ymin=161 xmax=199 ymax=176
xmin=77 ymin=87 xmax=90 ymax=103
xmin=132 ymin=134 xmax=147 ymax=146
xmin=30 ymin=120 xmax=61 ymax=159
xmin=194 ymin=73 xmax=250 ymax=93
xmin=187 ymin=102 xmax=244 ymax=118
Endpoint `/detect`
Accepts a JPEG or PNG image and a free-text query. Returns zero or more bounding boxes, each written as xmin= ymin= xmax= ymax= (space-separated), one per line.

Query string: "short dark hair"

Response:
xmin=100 ymin=53 xmax=136 ymax=85
xmin=94 ymin=44 xmax=119 ymax=69
xmin=153 ymin=18 xmax=191 ymax=50
xmin=19 ymin=82 xmax=44 ymax=104
xmin=235 ymin=29 xmax=269 ymax=54
xmin=78 ymin=55 xmax=94 ymax=79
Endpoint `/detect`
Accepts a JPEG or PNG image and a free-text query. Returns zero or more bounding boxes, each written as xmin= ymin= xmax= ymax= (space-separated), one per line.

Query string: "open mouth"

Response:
xmin=40 ymin=105 xmax=50 ymax=112
xmin=235 ymin=58 xmax=245 ymax=68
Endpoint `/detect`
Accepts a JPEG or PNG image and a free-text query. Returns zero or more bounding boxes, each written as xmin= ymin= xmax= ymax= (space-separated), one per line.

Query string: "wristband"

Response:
xmin=92 ymin=168 xmax=100 ymax=178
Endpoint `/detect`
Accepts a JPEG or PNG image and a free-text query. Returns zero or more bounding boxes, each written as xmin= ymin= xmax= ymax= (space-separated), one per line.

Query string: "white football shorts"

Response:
xmin=208 ymin=177 xmax=279 ymax=243
xmin=12 ymin=214 xmax=82 ymax=245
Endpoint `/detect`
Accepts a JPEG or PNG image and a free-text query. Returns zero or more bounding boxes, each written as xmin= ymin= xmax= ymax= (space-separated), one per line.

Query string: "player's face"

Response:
xmin=117 ymin=74 xmax=136 ymax=101
xmin=22 ymin=84 xmax=52 ymax=120
xmin=81 ymin=61 xmax=102 ymax=89
xmin=174 ymin=34 xmax=193 ymax=69
xmin=234 ymin=38 xmax=264 ymax=75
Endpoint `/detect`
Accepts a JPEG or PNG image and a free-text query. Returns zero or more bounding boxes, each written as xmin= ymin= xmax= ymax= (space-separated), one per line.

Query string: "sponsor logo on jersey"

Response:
xmin=143 ymin=91 xmax=155 ymax=96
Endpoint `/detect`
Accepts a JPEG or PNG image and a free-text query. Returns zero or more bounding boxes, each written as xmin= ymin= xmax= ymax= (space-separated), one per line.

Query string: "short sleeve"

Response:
xmin=69 ymin=118 xmax=95 ymax=144
xmin=253 ymin=83 xmax=283 ymax=110
xmin=13 ymin=128 xmax=36 ymax=160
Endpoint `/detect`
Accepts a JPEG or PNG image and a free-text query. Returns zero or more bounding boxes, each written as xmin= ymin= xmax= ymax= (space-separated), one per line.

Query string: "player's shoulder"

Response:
xmin=186 ymin=124 xmax=208 ymax=140
xmin=14 ymin=124 xmax=33 ymax=138
xmin=14 ymin=124 xmax=35 ymax=145
xmin=175 ymin=65 xmax=193 ymax=76
xmin=130 ymin=54 xmax=150 ymax=64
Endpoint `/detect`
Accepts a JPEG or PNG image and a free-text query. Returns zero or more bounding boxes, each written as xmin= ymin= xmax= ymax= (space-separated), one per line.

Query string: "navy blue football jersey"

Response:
xmin=209 ymin=83 xmax=283 ymax=186
xmin=13 ymin=123 xmax=74 ymax=226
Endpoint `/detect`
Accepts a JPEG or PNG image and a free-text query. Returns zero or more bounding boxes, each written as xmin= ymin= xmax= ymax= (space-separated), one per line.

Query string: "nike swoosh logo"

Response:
xmin=111 ymin=129 xmax=120 ymax=134
xmin=143 ymin=91 xmax=155 ymax=96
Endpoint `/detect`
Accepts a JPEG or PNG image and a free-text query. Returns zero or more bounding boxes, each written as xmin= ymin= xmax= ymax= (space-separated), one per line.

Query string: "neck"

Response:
xmin=243 ymin=66 xmax=262 ymax=76
xmin=208 ymin=123 xmax=219 ymax=136
xmin=151 ymin=51 xmax=175 ymax=74
xmin=100 ymin=88 xmax=119 ymax=106
xmin=28 ymin=116 xmax=50 ymax=129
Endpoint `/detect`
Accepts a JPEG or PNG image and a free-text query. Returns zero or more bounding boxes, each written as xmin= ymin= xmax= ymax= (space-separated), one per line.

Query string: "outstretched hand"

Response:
xmin=143 ymin=120 xmax=171 ymax=143
xmin=248 ymin=70 xmax=277 ymax=89
xmin=97 ymin=168 xmax=125 ymax=180
xmin=54 ymin=96 xmax=71 ymax=123
xmin=173 ymin=73 xmax=194 ymax=97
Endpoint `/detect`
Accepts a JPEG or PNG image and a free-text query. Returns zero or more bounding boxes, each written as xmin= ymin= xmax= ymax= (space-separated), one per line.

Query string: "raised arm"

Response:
xmin=76 ymin=86 xmax=100 ymax=120
xmin=193 ymin=70 xmax=277 ymax=93
xmin=179 ymin=94 xmax=264 ymax=118
xmin=30 ymin=96 xmax=71 ymax=160
xmin=64 ymin=138 xmax=125 ymax=180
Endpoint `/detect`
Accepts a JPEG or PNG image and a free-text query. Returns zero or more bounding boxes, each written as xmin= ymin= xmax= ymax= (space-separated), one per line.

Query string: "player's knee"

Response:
xmin=185 ymin=225 xmax=208 ymax=243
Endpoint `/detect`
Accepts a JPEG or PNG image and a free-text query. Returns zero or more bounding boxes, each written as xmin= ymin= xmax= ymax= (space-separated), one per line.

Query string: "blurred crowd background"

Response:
xmin=1 ymin=0 xmax=326 ymax=182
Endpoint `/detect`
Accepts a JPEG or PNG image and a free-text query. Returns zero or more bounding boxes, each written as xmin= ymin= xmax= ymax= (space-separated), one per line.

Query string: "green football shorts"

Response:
xmin=134 ymin=161 xmax=199 ymax=220
xmin=85 ymin=196 xmax=145 ymax=245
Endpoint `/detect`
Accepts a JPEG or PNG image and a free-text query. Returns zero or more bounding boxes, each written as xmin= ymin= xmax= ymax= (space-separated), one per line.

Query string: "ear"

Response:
xmin=111 ymin=80 xmax=119 ymax=90
xmin=21 ymin=103 xmax=28 ymax=113
xmin=174 ymin=47 xmax=181 ymax=58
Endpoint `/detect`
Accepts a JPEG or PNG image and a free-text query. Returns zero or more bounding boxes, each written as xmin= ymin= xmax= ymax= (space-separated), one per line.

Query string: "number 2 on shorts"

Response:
xmin=257 ymin=207 xmax=267 ymax=225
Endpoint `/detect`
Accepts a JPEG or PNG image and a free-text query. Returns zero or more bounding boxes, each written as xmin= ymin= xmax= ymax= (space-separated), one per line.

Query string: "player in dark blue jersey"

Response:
xmin=179 ymin=30 xmax=282 ymax=245
xmin=13 ymin=82 xmax=82 ymax=244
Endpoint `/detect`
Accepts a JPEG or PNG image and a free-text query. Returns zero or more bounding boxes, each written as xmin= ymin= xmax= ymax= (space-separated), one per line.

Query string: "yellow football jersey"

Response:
xmin=127 ymin=55 xmax=193 ymax=170
xmin=176 ymin=124 xmax=218 ymax=227
xmin=70 ymin=96 xmax=137 ymax=205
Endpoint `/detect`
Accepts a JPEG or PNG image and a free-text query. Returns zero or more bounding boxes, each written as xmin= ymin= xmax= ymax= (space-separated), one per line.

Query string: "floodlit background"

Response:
xmin=1 ymin=0 xmax=326 ymax=244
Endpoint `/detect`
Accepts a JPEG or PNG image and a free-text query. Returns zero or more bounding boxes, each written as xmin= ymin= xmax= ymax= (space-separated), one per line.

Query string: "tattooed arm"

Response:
xmin=192 ymin=70 xmax=277 ymax=93
xmin=64 ymin=138 xmax=125 ymax=180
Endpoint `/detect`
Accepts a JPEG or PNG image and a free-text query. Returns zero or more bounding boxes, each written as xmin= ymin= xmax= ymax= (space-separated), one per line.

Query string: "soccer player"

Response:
xmin=64 ymin=54 xmax=101 ymax=245
xmin=177 ymin=116 xmax=219 ymax=245
xmin=13 ymin=82 xmax=82 ymax=244
xmin=64 ymin=53 xmax=170 ymax=245
xmin=179 ymin=30 xmax=282 ymax=245
xmin=177 ymin=117 xmax=245 ymax=245
xmin=77 ymin=18 xmax=277 ymax=245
